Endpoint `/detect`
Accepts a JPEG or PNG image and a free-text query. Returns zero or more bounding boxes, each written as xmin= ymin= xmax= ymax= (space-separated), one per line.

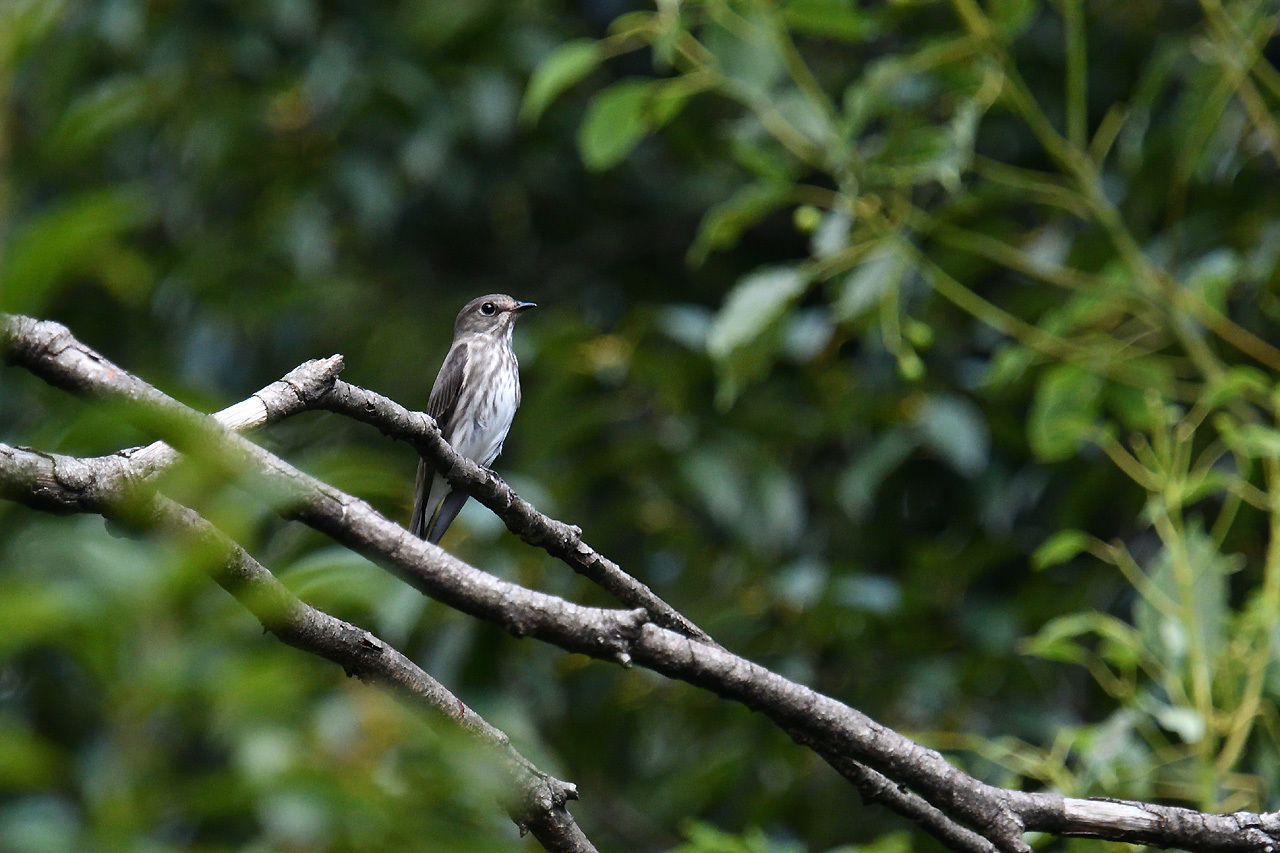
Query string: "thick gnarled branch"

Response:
xmin=2 ymin=315 xmax=1020 ymax=848
xmin=0 ymin=432 xmax=596 ymax=853
xmin=316 ymin=379 xmax=718 ymax=646
xmin=5 ymin=313 xmax=1280 ymax=853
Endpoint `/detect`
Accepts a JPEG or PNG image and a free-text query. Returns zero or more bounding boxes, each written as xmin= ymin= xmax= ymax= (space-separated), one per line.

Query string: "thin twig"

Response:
xmin=316 ymin=378 xmax=720 ymax=647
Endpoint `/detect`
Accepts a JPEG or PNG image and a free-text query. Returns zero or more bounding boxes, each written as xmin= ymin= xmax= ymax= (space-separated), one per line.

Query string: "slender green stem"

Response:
xmin=1151 ymin=507 xmax=1219 ymax=797
xmin=1061 ymin=0 xmax=1088 ymax=149
xmin=1216 ymin=458 xmax=1280 ymax=774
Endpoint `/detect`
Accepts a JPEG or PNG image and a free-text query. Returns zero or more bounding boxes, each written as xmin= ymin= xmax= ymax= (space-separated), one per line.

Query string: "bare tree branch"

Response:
xmin=38 ymin=335 xmax=995 ymax=853
xmin=316 ymin=378 xmax=718 ymax=647
xmin=122 ymin=353 xmax=348 ymax=478
xmin=5 ymin=313 xmax=1280 ymax=852
xmin=0 ymin=424 xmax=597 ymax=853
xmin=3 ymin=315 xmax=1022 ymax=848
xmin=1 ymin=315 xmax=650 ymax=661
xmin=311 ymin=378 xmax=1013 ymax=853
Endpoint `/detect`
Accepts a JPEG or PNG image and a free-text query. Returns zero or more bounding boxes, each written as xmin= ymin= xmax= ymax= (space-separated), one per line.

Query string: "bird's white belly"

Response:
xmin=449 ymin=370 xmax=518 ymax=468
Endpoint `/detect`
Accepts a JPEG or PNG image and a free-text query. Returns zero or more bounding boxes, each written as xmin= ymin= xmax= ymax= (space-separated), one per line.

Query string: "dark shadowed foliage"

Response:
xmin=2 ymin=0 xmax=1280 ymax=850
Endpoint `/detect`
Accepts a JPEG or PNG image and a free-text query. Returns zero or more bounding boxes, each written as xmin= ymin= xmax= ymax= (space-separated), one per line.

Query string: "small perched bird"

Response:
xmin=410 ymin=294 xmax=536 ymax=543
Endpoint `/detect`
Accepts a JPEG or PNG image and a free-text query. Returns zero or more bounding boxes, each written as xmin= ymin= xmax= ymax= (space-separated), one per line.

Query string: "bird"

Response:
xmin=410 ymin=294 xmax=536 ymax=544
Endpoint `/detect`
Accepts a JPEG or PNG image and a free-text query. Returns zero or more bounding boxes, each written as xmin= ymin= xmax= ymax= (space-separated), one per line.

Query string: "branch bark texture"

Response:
xmin=4 ymin=313 xmax=1279 ymax=853
xmin=0 ymin=358 xmax=597 ymax=852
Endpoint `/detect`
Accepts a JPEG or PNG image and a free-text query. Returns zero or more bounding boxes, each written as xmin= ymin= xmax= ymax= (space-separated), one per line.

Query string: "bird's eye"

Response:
xmin=480 ymin=302 xmax=496 ymax=316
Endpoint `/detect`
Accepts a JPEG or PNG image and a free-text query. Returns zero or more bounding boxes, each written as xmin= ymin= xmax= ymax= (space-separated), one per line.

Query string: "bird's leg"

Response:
xmin=478 ymin=464 xmax=509 ymax=488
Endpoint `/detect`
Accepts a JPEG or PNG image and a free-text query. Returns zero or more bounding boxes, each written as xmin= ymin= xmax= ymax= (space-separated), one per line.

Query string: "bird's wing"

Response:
xmin=427 ymin=340 xmax=468 ymax=439
xmin=411 ymin=341 xmax=469 ymax=539
xmin=408 ymin=457 xmax=432 ymax=538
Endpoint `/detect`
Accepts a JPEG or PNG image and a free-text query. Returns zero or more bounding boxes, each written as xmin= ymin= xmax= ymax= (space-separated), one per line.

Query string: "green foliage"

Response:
xmin=5 ymin=0 xmax=1280 ymax=849
xmin=690 ymin=182 xmax=792 ymax=266
xmin=578 ymin=79 xmax=656 ymax=171
xmin=706 ymin=266 xmax=807 ymax=407
xmin=521 ymin=40 xmax=604 ymax=126
xmin=1030 ymin=530 xmax=1090 ymax=570
xmin=1027 ymin=365 xmax=1103 ymax=463
xmin=672 ymin=820 xmax=911 ymax=853
xmin=0 ymin=188 xmax=152 ymax=312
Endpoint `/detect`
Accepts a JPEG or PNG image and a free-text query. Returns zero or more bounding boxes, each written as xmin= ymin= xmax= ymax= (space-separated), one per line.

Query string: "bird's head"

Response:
xmin=454 ymin=294 xmax=536 ymax=338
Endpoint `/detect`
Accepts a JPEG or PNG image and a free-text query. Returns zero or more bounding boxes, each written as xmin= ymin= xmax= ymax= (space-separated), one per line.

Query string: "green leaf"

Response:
xmin=988 ymin=0 xmax=1040 ymax=38
xmin=1201 ymin=365 xmax=1270 ymax=410
xmin=0 ymin=725 xmax=63 ymax=789
xmin=649 ymin=79 xmax=693 ymax=128
xmin=689 ymin=182 xmax=791 ymax=266
xmin=1027 ymin=364 xmax=1103 ymax=461
xmin=0 ymin=187 xmax=152 ymax=314
xmin=607 ymin=11 xmax=655 ymax=38
xmin=521 ymin=39 xmax=603 ymax=125
xmin=783 ymin=0 xmax=880 ymax=42
xmin=1032 ymin=529 xmax=1091 ymax=570
xmin=0 ymin=581 xmax=87 ymax=658
xmin=983 ymin=344 xmax=1036 ymax=388
xmin=707 ymin=267 xmax=808 ymax=407
xmin=832 ymin=241 xmax=910 ymax=322
xmin=1020 ymin=612 xmax=1142 ymax=667
xmin=1104 ymin=358 xmax=1176 ymax=431
xmin=915 ymin=394 xmax=990 ymax=477
xmin=46 ymin=75 xmax=156 ymax=160
xmin=1147 ymin=702 xmax=1205 ymax=744
xmin=0 ymin=0 xmax=65 ymax=70
xmin=1181 ymin=249 xmax=1239 ymax=313
xmin=730 ymin=136 xmax=805 ymax=182
xmin=1132 ymin=527 xmax=1235 ymax=674
xmin=1177 ymin=468 xmax=1231 ymax=505
xmin=577 ymin=79 xmax=652 ymax=171
xmin=675 ymin=820 xmax=806 ymax=853
xmin=707 ymin=267 xmax=806 ymax=361
xmin=1226 ymin=424 xmax=1280 ymax=459
xmin=837 ymin=430 xmax=916 ymax=522
xmin=702 ymin=14 xmax=784 ymax=99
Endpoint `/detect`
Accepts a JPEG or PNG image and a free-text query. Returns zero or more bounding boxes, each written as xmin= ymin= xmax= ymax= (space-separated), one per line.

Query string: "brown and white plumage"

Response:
xmin=410 ymin=294 xmax=535 ymax=543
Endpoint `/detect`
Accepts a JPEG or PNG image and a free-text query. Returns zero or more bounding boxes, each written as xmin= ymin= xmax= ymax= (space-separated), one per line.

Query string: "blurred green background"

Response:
xmin=4 ymin=0 xmax=1280 ymax=850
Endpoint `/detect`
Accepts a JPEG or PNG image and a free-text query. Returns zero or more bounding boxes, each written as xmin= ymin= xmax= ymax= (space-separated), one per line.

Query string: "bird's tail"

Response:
xmin=426 ymin=490 xmax=468 ymax=544
xmin=409 ymin=458 xmax=431 ymax=539
xmin=410 ymin=458 xmax=470 ymax=543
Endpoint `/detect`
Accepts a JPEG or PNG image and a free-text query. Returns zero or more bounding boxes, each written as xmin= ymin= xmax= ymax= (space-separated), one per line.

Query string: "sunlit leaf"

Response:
xmin=810 ymin=208 xmax=850 ymax=260
xmin=1020 ymin=612 xmax=1142 ymax=667
xmin=1201 ymin=365 xmax=1270 ymax=410
xmin=915 ymin=394 xmax=990 ymax=477
xmin=1225 ymin=424 xmax=1280 ymax=459
xmin=1133 ymin=528 xmax=1235 ymax=674
xmin=1148 ymin=702 xmax=1205 ymax=744
xmin=521 ymin=39 xmax=603 ymax=125
xmin=1032 ymin=529 xmax=1090 ymax=570
xmin=577 ymin=79 xmax=653 ymax=171
xmin=707 ymin=267 xmax=806 ymax=361
xmin=832 ymin=241 xmax=910 ymax=322
xmin=782 ymin=0 xmax=880 ymax=42
xmin=1027 ymin=364 xmax=1103 ymax=462
xmin=702 ymin=13 xmax=784 ymax=99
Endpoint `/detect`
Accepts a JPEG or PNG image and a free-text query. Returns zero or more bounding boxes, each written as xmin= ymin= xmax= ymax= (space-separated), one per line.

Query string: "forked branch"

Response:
xmin=4 ymin=314 xmax=1279 ymax=853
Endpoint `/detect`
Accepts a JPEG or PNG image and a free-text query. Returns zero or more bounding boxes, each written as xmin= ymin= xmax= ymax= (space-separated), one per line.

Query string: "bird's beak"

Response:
xmin=512 ymin=301 xmax=537 ymax=313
